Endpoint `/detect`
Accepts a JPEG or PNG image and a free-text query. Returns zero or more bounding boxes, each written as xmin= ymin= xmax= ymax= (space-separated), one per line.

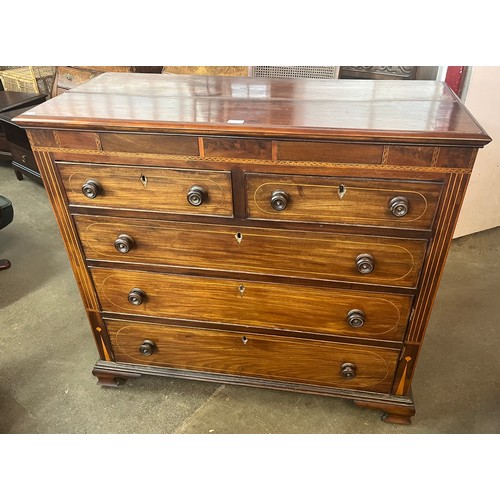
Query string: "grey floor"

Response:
xmin=0 ymin=160 xmax=499 ymax=434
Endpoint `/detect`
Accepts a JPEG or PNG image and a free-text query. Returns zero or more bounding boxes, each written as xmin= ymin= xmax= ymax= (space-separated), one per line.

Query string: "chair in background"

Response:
xmin=0 ymin=195 xmax=14 ymax=270
xmin=249 ymin=66 xmax=339 ymax=79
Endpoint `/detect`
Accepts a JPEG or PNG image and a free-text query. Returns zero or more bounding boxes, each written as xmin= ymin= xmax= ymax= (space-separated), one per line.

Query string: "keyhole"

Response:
xmin=140 ymin=174 xmax=148 ymax=187
xmin=235 ymin=232 xmax=243 ymax=244
xmin=241 ymin=336 xmax=248 ymax=345
xmin=238 ymin=284 xmax=246 ymax=297
xmin=338 ymin=184 xmax=346 ymax=200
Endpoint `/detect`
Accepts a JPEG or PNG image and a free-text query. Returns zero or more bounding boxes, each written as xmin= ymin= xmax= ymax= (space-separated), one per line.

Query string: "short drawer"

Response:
xmin=246 ymin=173 xmax=442 ymax=230
xmin=106 ymin=319 xmax=400 ymax=393
xmin=76 ymin=215 xmax=427 ymax=288
xmin=57 ymin=162 xmax=233 ymax=217
xmin=92 ymin=268 xmax=413 ymax=341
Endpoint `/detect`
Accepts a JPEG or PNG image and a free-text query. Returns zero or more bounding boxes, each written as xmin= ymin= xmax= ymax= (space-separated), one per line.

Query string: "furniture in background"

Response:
xmin=162 ymin=66 xmax=249 ymax=76
xmin=0 ymin=91 xmax=47 ymax=182
xmin=0 ymin=125 xmax=8 ymax=157
xmin=250 ymin=66 xmax=339 ymax=79
xmin=51 ymin=66 xmax=162 ymax=97
xmin=160 ymin=67 xmax=340 ymax=79
xmin=339 ymin=66 xmax=417 ymax=80
xmin=0 ymin=195 xmax=14 ymax=271
xmin=0 ymin=66 xmax=55 ymax=94
xmin=15 ymin=73 xmax=491 ymax=424
xmin=0 ymin=91 xmax=46 ymax=160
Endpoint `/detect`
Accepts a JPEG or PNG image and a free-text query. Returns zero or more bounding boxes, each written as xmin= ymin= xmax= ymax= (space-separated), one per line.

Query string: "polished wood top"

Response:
xmin=14 ymin=73 xmax=491 ymax=145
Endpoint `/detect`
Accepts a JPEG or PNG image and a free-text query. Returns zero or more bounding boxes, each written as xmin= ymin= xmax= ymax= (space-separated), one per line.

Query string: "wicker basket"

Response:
xmin=0 ymin=66 xmax=56 ymax=94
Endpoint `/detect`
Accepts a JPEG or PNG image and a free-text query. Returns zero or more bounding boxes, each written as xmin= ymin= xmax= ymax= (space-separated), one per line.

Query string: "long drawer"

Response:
xmin=57 ymin=162 xmax=233 ymax=217
xmin=246 ymin=173 xmax=442 ymax=230
xmin=106 ymin=319 xmax=400 ymax=393
xmin=92 ymin=268 xmax=413 ymax=341
xmin=76 ymin=215 xmax=427 ymax=288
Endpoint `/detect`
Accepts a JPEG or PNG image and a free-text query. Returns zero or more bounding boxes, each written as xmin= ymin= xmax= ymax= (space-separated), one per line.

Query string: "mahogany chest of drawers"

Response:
xmin=15 ymin=73 xmax=491 ymax=424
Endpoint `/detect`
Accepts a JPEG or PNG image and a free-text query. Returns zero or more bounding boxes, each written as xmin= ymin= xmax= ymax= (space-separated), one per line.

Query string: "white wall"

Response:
xmin=454 ymin=66 xmax=500 ymax=238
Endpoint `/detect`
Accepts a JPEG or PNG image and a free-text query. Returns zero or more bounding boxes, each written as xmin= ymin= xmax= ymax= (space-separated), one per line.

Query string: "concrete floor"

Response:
xmin=0 ymin=160 xmax=499 ymax=434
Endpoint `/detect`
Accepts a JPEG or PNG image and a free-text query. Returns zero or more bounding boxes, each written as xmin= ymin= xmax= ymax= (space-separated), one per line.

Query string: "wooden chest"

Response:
xmin=15 ymin=74 xmax=491 ymax=424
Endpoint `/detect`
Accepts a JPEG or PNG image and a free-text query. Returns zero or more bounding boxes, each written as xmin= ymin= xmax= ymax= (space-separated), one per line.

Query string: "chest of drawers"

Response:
xmin=15 ymin=74 xmax=491 ymax=424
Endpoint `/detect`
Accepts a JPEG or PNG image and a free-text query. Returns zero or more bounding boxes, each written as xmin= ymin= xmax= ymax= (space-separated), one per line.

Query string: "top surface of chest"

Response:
xmin=14 ymin=74 xmax=491 ymax=146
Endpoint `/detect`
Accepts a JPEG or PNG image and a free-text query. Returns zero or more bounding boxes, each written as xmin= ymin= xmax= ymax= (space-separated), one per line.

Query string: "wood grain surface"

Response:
xmin=106 ymin=319 xmax=400 ymax=393
xmin=75 ymin=215 xmax=427 ymax=287
xmin=92 ymin=268 xmax=413 ymax=341
xmin=57 ymin=162 xmax=233 ymax=217
xmin=14 ymin=75 xmax=491 ymax=145
xmin=246 ymin=173 xmax=442 ymax=230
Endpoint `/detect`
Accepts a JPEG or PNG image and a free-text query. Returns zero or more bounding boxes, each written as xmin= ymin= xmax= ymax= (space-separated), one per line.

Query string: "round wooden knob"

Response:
xmin=128 ymin=288 xmax=146 ymax=306
xmin=114 ymin=234 xmax=135 ymax=254
xmin=82 ymin=179 xmax=102 ymax=199
xmin=390 ymin=196 xmax=410 ymax=217
xmin=139 ymin=340 xmax=156 ymax=356
xmin=347 ymin=309 xmax=365 ymax=328
xmin=187 ymin=186 xmax=207 ymax=206
xmin=356 ymin=253 xmax=375 ymax=274
xmin=340 ymin=362 xmax=357 ymax=379
xmin=270 ymin=190 xmax=290 ymax=211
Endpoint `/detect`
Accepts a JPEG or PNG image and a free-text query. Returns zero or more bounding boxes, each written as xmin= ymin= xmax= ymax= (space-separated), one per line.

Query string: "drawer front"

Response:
xmin=246 ymin=174 xmax=441 ymax=230
xmin=92 ymin=268 xmax=412 ymax=341
xmin=76 ymin=215 xmax=427 ymax=288
xmin=57 ymin=67 xmax=97 ymax=90
xmin=99 ymin=133 xmax=199 ymax=155
xmin=106 ymin=319 xmax=400 ymax=393
xmin=10 ymin=144 xmax=38 ymax=171
xmin=57 ymin=163 xmax=233 ymax=217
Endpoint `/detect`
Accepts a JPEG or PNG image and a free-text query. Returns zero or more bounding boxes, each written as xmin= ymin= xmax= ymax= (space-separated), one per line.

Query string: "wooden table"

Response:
xmin=0 ymin=92 xmax=46 ymax=181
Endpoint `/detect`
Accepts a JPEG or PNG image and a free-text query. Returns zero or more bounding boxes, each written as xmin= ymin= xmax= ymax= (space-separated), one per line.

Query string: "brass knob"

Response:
xmin=114 ymin=234 xmax=135 ymax=254
xmin=187 ymin=186 xmax=207 ymax=206
xmin=390 ymin=196 xmax=410 ymax=217
xmin=347 ymin=309 xmax=365 ymax=328
xmin=270 ymin=190 xmax=290 ymax=211
xmin=82 ymin=179 xmax=102 ymax=199
xmin=128 ymin=288 xmax=145 ymax=306
xmin=356 ymin=253 xmax=375 ymax=274
xmin=139 ymin=340 xmax=156 ymax=356
xmin=340 ymin=362 xmax=357 ymax=380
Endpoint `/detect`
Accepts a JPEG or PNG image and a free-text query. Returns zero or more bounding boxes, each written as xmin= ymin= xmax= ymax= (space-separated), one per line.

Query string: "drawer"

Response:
xmin=57 ymin=162 xmax=233 ymax=217
xmin=92 ymin=268 xmax=413 ymax=341
xmin=10 ymin=144 xmax=38 ymax=171
xmin=246 ymin=173 xmax=442 ymax=230
xmin=76 ymin=215 xmax=427 ymax=288
xmin=106 ymin=319 xmax=400 ymax=393
xmin=57 ymin=67 xmax=97 ymax=90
